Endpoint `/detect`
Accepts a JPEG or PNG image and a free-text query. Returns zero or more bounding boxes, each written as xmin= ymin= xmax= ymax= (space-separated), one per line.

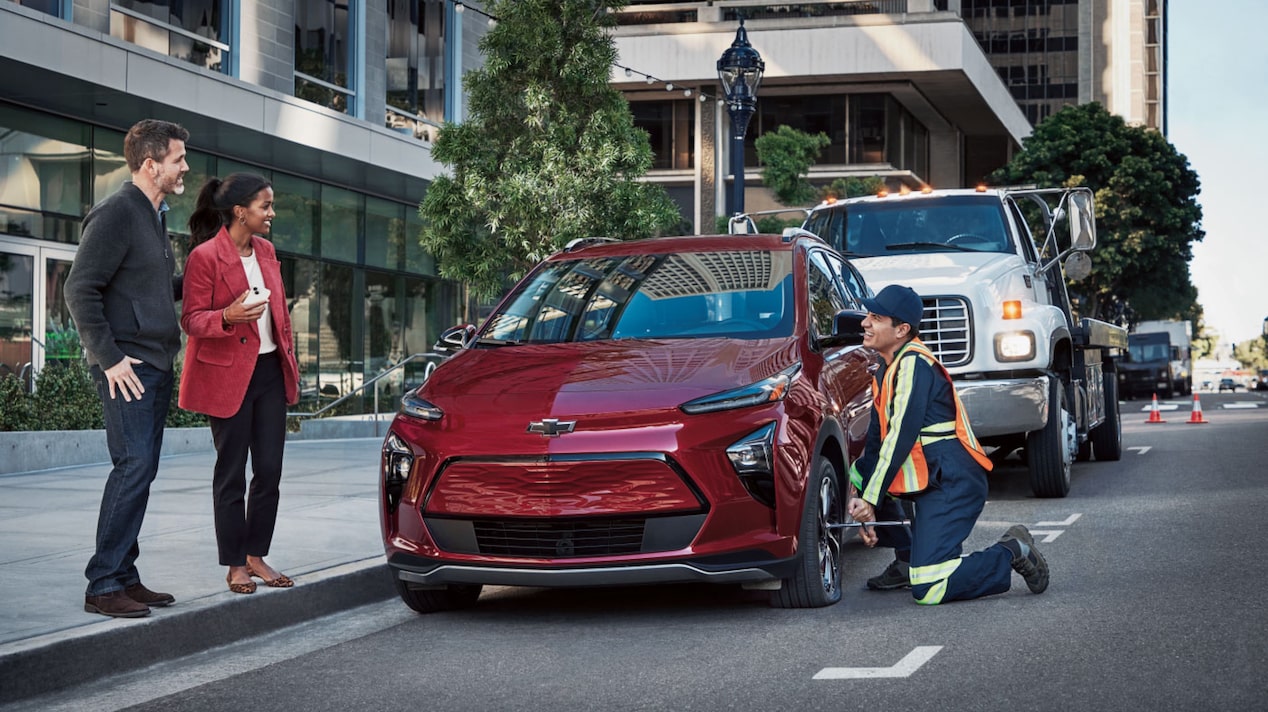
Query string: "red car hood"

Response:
xmin=421 ymin=338 xmax=797 ymax=417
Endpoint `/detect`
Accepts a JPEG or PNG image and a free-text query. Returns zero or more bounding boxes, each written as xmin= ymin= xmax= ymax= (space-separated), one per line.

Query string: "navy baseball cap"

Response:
xmin=861 ymin=284 xmax=924 ymax=328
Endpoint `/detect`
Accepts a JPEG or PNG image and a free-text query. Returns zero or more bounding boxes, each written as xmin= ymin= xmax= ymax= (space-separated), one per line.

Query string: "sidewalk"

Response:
xmin=0 ymin=437 xmax=394 ymax=705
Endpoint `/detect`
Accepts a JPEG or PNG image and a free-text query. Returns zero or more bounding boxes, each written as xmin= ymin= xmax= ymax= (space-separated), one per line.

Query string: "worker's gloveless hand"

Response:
xmin=848 ymin=498 xmax=878 ymax=547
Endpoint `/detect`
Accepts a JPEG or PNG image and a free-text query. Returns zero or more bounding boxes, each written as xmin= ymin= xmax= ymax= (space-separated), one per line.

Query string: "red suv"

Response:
xmin=380 ymin=232 xmax=878 ymax=611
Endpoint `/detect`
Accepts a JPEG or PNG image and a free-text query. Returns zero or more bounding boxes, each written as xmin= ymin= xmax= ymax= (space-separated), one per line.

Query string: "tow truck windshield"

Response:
xmin=805 ymin=195 xmax=1014 ymax=258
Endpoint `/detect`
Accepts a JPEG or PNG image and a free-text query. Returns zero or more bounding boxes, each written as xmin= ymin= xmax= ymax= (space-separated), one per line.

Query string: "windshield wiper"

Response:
xmin=885 ymin=241 xmax=976 ymax=252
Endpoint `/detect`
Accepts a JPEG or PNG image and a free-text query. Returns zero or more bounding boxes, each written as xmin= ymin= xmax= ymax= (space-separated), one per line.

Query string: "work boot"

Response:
xmin=998 ymin=525 xmax=1049 ymax=594
xmin=125 ymin=582 xmax=175 ymax=607
xmin=84 ymin=590 xmax=150 ymax=618
xmin=866 ymin=558 xmax=910 ymax=590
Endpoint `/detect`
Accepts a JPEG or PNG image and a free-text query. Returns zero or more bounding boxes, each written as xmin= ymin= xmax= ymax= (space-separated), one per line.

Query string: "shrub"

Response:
xmin=0 ymin=360 xmax=207 ymax=431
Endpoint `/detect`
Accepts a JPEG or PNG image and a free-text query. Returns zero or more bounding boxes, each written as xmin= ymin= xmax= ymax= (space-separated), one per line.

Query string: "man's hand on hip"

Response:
xmin=105 ymin=356 xmax=145 ymax=401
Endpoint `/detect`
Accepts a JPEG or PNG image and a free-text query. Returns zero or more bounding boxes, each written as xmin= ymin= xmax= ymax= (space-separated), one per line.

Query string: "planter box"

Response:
xmin=0 ymin=427 xmax=214 ymax=475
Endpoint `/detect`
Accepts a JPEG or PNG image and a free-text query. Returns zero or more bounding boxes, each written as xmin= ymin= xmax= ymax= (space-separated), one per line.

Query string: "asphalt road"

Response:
xmin=15 ymin=393 xmax=1268 ymax=712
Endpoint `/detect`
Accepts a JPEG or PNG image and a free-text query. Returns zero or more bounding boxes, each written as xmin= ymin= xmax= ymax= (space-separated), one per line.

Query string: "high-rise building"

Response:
xmin=960 ymin=0 xmax=1167 ymax=132
xmin=0 ymin=0 xmax=484 ymax=404
xmin=611 ymin=0 xmax=1167 ymax=229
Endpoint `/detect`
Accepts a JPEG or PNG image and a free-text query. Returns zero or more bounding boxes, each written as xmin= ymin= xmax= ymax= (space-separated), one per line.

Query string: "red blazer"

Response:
xmin=179 ymin=227 xmax=300 ymax=418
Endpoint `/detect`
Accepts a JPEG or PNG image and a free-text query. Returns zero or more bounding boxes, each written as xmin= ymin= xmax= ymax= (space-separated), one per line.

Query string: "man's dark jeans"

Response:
xmin=84 ymin=362 xmax=173 ymax=596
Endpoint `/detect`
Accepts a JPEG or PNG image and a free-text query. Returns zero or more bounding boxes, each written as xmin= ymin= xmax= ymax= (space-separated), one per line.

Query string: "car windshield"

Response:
xmin=805 ymin=195 xmax=1012 ymax=257
xmin=479 ymin=250 xmax=795 ymax=344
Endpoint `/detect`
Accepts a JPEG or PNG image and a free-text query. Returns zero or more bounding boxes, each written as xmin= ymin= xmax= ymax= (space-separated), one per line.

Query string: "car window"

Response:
xmin=807 ymin=250 xmax=849 ymax=339
xmin=481 ymin=250 xmax=795 ymax=345
xmin=820 ymin=251 xmax=867 ymax=307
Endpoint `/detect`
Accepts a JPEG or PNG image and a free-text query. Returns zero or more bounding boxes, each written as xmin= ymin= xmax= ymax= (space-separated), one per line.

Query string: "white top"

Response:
xmin=240 ymin=252 xmax=277 ymax=355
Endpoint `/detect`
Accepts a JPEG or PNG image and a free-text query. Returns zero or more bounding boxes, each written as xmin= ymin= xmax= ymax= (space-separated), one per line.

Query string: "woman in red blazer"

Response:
xmin=181 ymin=172 xmax=300 ymax=595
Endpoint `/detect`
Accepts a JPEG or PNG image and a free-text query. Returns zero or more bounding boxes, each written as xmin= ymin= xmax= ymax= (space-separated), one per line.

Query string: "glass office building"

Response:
xmin=0 ymin=0 xmax=487 ymax=413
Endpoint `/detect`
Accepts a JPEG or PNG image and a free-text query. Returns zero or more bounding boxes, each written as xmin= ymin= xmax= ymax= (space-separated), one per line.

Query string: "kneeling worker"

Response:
xmin=847 ymin=284 xmax=1048 ymax=604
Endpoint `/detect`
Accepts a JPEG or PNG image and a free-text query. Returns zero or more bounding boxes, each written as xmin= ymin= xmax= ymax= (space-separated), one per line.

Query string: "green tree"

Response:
xmin=1233 ymin=338 xmax=1268 ymax=372
xmin=419 ymin=0 xmax=682 ymax=298
xmin=990 ymin=103 xmax=1204 ymax=323
xmin=754 ymin=125 xmax=830 ymax=206
xmin=819 ymin=176 xmax=886 ymax=201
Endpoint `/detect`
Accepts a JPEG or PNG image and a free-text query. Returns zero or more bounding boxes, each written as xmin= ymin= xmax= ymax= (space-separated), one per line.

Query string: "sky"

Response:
xmin=1168 ymin=0 xmax=1268 ymax=347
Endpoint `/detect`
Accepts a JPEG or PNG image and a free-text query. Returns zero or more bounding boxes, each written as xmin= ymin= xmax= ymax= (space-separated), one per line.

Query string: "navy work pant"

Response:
xmin=904 ymin=441 xmax=1013 ymax=605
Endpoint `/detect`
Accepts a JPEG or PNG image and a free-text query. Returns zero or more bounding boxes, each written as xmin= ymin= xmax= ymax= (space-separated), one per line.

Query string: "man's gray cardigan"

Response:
xmin=65 ymin=181 xmax=183 ymax=372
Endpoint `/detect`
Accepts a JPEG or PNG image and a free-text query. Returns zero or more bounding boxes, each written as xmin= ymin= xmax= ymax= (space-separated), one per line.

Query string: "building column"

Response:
xmin=697 ymin=96 xmax=716 ymax=234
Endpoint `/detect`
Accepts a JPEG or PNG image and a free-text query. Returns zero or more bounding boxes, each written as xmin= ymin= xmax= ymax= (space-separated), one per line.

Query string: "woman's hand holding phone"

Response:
xmin=223 ymin=288 xmax=268 ymax=326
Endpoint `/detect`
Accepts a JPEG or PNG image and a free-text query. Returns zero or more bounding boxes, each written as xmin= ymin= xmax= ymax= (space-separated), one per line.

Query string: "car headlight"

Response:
xmin=994 ymin=331 xmax=1035 ymax=362
xmin=726 ymin=422 xmax=777 ymax=507
xmin=382 ymin=432 xmax=414 ymax=512
xmin=400 ymin=392 xmax=443 ymax=421
xmin=680 ymin=363 xmax=801 ymax=414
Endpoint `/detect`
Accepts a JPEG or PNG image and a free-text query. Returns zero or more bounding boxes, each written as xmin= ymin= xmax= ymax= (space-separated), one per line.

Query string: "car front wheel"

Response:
xmin=771 ymin=456 xmax=844 ymax=608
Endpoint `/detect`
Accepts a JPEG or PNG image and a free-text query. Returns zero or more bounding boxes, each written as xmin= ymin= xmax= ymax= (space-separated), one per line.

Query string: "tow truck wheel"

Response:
xmin=1090 ymin=367 xmax=1123 ymax=461
xmin=1028 ymin=376 xmax=1074 ymax=498
xmin=771 ymin=456 xmax=844 ymax=609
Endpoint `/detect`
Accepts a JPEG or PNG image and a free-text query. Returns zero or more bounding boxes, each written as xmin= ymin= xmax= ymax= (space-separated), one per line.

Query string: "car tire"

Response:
xmin=771 ymin=456 xmax=844 ymax=609
xmin=394 ymin=578 xmax=483 ymax=614
xmin=1089 ymin=367 xmax=1122 ymax=461
xmin=1027 ymin=375 xmax=1073 ymax=498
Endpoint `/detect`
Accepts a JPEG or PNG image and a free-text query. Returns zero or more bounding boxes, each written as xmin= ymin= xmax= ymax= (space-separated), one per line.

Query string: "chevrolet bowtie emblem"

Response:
xmin=527 ymin=418 xmax=576 ymax=437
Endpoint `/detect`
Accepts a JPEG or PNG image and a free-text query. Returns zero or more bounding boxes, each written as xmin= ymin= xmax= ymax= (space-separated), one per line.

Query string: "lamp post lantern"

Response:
xmin=717 ymin=18 xmax=764 ymax=218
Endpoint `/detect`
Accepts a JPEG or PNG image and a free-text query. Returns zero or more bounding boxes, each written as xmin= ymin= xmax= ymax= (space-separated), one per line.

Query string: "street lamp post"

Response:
xmin=717 ymin=19 xmax=764 ymax=218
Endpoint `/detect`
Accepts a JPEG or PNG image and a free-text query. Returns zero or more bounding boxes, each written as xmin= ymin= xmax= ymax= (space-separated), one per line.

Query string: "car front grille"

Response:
xmin=472 ymin=518 xmax=646 ymax=558
xmin=919 ymin=296 xmax=972 ymax=367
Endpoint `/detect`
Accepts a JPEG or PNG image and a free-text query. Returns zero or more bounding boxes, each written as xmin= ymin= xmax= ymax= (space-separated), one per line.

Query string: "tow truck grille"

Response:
xmin=920 ymin=297 xmax=972 ymax=367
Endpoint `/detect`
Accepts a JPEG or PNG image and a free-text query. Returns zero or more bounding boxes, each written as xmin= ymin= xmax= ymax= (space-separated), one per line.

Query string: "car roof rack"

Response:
xmin=563 ymin=236 xmax=621 ymax=252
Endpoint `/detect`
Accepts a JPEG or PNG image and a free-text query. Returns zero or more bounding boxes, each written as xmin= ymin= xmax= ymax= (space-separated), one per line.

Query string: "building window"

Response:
xmin=295 ymin=0 xmax=356 ymax=114
xmin=11 ymin=0 xmax=62 ymax=15
xmin=631 ymin=100 xmax=695 ymax=170
xmin=109 ymin=0 xmax=229 ymax=73
xmin=0 ymin=104 xmax=91 ymax=244
xmin=750 ymin=94 xmax=846 ymax=166
xmin=849 ymin=95 xmax=887 ymax=164
xmin=385 ymin=0 xmax=445 ymax=142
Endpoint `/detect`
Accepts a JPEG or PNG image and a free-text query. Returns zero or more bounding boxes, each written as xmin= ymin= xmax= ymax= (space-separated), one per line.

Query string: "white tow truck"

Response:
xmin=737 ymin=186 xmax=1126 ymax=497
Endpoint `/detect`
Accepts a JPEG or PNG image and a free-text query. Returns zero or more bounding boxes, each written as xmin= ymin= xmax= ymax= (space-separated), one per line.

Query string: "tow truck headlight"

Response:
xmin=995 ymin=331 xmax=1036 ymax=362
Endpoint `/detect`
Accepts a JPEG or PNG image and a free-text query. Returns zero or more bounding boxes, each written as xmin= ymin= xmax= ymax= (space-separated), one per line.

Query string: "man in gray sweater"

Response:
xmin=65 ymin=119 xmax=189 ymax=618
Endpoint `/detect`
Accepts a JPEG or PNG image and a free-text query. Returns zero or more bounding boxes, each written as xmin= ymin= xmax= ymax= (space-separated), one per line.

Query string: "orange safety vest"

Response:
xmin=872 ymin=339 xmax=993 ymax=497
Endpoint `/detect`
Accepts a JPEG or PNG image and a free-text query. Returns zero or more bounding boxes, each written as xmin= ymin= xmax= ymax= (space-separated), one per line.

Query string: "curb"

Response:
xmin=0 ymin=559 xmax=396 ymax=706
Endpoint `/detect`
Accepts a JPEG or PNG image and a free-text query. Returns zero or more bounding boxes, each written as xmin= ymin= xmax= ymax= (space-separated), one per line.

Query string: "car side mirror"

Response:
xmin=434 ymin=323 xmax=476 ymax=353
xmin=823 ymin=309 xmax=867 ymax=348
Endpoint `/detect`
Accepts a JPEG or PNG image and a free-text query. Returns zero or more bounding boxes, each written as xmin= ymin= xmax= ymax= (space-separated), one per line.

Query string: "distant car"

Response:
xmin=379 ymin=232 xmax=880 ymax=612
xmin=1218 ymin=378 xmax=1239 ymax=392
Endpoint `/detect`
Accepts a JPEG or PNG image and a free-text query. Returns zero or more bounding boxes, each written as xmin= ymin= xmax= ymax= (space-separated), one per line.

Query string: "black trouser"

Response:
xmin=209 ymin=352 xmax=287 ymax=566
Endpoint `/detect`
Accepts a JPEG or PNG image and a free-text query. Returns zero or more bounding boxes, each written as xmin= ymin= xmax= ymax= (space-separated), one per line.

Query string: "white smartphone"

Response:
xmin=242 ymin=286 xmax=271 ymax=307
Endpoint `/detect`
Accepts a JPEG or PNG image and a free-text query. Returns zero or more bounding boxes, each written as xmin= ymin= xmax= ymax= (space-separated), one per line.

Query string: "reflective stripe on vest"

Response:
xmin=862 ymin=339 xmax=993 ymax=502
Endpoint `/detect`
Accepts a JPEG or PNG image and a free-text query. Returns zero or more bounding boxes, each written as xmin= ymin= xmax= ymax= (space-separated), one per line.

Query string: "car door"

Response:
xmin=805 ymin=248 xmax=874 ymax=461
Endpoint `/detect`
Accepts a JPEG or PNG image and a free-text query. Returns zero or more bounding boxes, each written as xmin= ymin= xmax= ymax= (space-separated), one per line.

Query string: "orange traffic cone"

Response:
xmin=1145 ymin=393 xmax=1166 ymax=424
xmin=1187 ymin=392 xmax=1209 ymax=424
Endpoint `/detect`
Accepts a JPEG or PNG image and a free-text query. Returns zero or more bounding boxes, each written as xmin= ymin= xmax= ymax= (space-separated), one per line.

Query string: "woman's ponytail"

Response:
xmin=188 ymin=177 xmax=224 ymax=248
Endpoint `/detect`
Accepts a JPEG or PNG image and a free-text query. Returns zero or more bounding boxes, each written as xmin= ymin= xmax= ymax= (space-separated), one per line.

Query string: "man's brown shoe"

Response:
xmin=125 ymin=583 xmax=175 ymax=607
xmin=84 ymin=590 xmax=150 ymax=618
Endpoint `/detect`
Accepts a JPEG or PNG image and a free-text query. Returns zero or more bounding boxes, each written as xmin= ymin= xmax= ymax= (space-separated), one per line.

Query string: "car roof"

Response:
xmin=811 ymin=189 xmax=1006 ymax=211
xmin=547 ymin=234 xmax=811 ymax=261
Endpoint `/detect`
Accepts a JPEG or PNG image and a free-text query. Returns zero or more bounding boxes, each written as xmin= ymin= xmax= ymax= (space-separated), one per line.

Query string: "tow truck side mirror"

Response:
xmin=1068 ymin=189 xmax=1096 ymax=250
